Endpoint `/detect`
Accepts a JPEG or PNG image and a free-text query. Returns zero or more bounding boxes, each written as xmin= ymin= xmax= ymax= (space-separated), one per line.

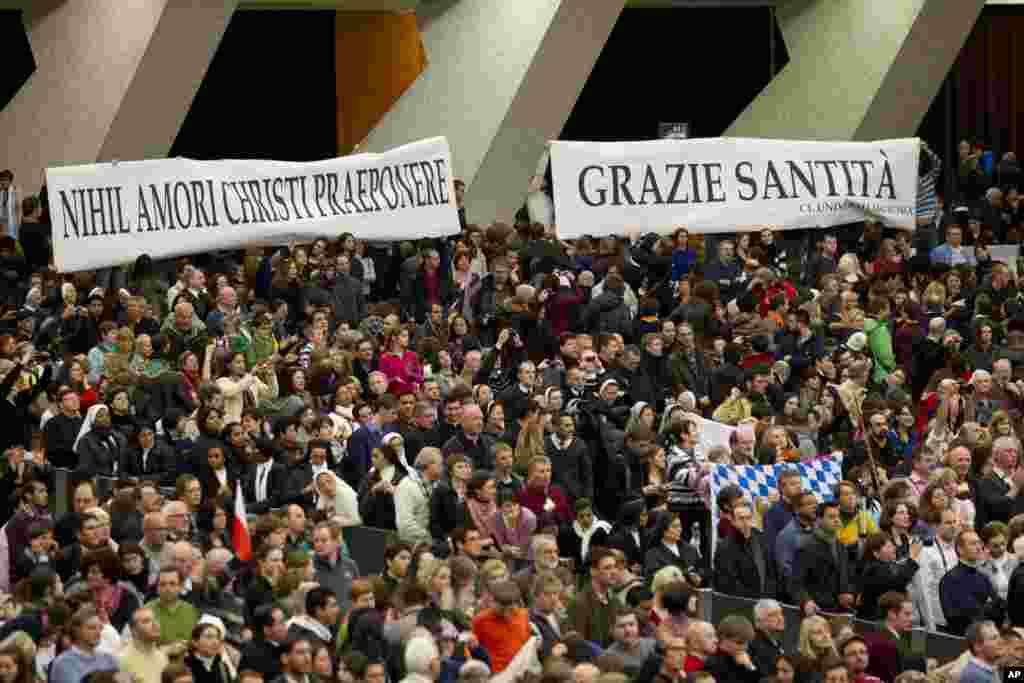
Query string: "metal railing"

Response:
xmin=49 ymin=470 xmax=969 ymax=662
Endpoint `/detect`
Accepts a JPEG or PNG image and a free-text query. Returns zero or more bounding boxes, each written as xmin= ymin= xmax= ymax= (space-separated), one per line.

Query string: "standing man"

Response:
xmin=119 ymin=607 xmax=170 ymax=683
xmin=49 ymin=606 xmax=119 ymax=683
xmin=567 ymin=548 xmax=618 ymax=647
xmin=862 ymin=592 xmax=926 ymax=682
xmin=395 ymin=448 xmax=443 ymax=546
xmin=790 ymin=499 xmax=855 ymax=614
xmin=702 ymin=615 xmax=761 ymax=683
xmin=145 ymin=566 xmax=199 ymax=645
xmin=311 ymin=522 xmax=359 ymax=615
xmin=837 ymin=634 xmax=882 ymax=683
xmin=959 ymin=620 xmax=1001 ymax=683
xmin=605 ymin=608 xmax=657 ymax=674
xmin=748 ymin=599 xmax=786 ymax=676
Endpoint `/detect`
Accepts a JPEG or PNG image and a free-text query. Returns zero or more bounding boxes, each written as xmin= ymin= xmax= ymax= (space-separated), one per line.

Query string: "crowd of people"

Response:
xmin=0 ymin=138 xmax=1020 ymax=683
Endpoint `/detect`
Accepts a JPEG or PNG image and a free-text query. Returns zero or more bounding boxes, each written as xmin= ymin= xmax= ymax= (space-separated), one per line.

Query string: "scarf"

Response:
xmin=573 ymin=518 xmax=612 ymax=561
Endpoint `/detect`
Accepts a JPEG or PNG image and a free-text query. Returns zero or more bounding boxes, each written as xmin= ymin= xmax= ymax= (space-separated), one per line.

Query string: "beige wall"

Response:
xmin=727 ymin=0 xmax=985 ymax=141
xmin=360 ymin=0 xmax=625 ymax=225
xmin=0 ymin=0 xmax=236 ymax=190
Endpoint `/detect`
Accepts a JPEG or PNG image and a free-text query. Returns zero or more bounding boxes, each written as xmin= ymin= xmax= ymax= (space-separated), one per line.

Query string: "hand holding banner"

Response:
xmin=550 ymin=137 xmax=921 ymax=238
xmin=46 ymin=137 xmax=460 ymax=272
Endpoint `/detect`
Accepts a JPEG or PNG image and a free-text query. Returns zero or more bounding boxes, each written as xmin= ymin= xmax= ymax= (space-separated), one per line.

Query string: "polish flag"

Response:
xmin=232 ymin=480 xmax=252 ymax=562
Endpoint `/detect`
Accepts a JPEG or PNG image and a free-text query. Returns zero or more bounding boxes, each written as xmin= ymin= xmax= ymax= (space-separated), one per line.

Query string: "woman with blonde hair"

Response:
xmin=417 ymin=557 xmax=456 ymax=612
xmin=932 ymin=466 xmax=976 ymax=529
xmin=793 ymin=615 xmax=838 ymax=681
xmin=837 ymin=253 xmax=865 ymax=283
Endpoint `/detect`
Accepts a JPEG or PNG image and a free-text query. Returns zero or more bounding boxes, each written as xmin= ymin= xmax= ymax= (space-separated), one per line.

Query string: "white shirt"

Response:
xmin=256 ymin=462 xmax=272 ymax=502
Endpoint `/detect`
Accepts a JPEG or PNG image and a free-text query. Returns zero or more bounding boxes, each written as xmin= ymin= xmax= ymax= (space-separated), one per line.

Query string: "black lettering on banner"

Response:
xmin=638 ymin=166 xmax=664 ymax=205
xmin=433 ymin=159 xmax=450 ymax=204
xmin=190 ymin=180 xmax=216 ymax=227
xmin=114 ymin=187 xmax=129 ymax=234
xmin=270 ymin=178 xmax=290 ymax=220
xmin=86 ymin=188 xmax=105 ymax=236
xmin=703 ymin=163 xmax=726 ymax=203
xmin=312 ymin=174 xmax=328 ymax=217
xmin=245 ymin=180 xmax=270 ymax=223
xmin=579 ymin=165 xmax=606 ymax=207
xmin=298 ymin=176 xmax=314 ymax=219
xmin=172 ymin=181 xmax=193 ymax=229
xmin=851 ymin=161 xmax=873 ymax=197
xmin=410 ymin=163 xmax=428 ymax=207
xmin=786 ymin=161 xmax=817 ymax=198
xmin=735 ymin=162 xmax=757 ymax=200
xmin=813 ymin=160 xmax=840 ymax=196
xmin=688 ymin=164 xmax=702 ymax=204
xmin=59 ymin=190 xmax=81 ymax=238
xmin=356 ymin=170 xmax=371 ymax=212
xmin=222 ymin=182 xmax=242 ymax=225
xmin=837 ymin=160 xmax=855 ymax=197
xmin=419 ymin=161 xmax=438 ymax=206
xmin=137 ymin=187 xmax=153 ymax=232
xmin=665 ymin=164 xmax=688 ymax=204
xmin=395 ymin=164 xmax=415 ymax=208
xmin=762 ymin=162 xmax=789 ymax=199
xmin=366 ymin=168 xmax=382 ymax=211
xmin=609 ymin=165 xmax=634 ymax=206
xmin=285 ymin=177 xmax=303 ymax=219
xmin=151 ymin=184 xmax=175 ymax=230
xmin=379 ymin=167 xmax=398 ymax=209
xmin=257 ymin=179 xmax=279 ymax=222
xmin=325 ymin=173 xmax=345 ymax=215
xmin=877 ymin=158 xmax=896 ymax=199
xmin=103 ymin=188 xmax=116 ymax=235
xmin=343 ymin=172 xmax=361 ymax=214
xmin=234 ymin=181 xmax=255 ymax=224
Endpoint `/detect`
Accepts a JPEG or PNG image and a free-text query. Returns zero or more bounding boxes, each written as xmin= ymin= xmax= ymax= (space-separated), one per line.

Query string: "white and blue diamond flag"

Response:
xmin=708 ymin=456 xmax=844 ymax=564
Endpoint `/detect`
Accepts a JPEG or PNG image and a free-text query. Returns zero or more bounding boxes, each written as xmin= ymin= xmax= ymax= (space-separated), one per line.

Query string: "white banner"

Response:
xmin=46 ymin=137 xmax=460 ymax=272
xmin=550 ymin=137 xmax=921 ymax=238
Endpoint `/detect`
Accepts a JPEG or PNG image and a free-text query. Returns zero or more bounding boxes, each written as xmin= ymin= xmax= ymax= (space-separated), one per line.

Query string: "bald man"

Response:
xmin=441 ymin=403 xmax=495 ymax=471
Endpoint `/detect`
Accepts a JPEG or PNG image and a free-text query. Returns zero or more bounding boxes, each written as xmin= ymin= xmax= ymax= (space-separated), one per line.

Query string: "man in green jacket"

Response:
xmin=145 ymin=566 xmax=198 ymax=645
xmin=865 ymin=299 xmax=897 ymax=387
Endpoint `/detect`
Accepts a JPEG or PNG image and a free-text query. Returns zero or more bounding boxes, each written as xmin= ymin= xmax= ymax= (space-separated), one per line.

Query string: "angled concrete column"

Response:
xmin=0 ymin=0 xmax=237 ymax=188
xmin=360 ymin=0 xmax=626 ymax=224
xmin=727 ymin=0 xmax=985 ymax=140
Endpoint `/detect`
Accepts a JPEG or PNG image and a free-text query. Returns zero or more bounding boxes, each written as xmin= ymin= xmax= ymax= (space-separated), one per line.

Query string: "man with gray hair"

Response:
xmin=748 ymin=599 xmax=786 ymax=675
xmin=395 ymin=447 xmax=443 ymax=545
xmin=977 ymin=435 xmax=1024 ymax=527
xmin=912 ymin=317 xmax=948 ymax=401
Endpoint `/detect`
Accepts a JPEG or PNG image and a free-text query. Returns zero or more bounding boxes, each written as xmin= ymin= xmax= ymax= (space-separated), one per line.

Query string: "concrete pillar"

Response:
xmin=726 ymin=0 xmax=985 ymax=141
xmin=360 ymin=0 xmax=626 ymax=225
xmin=0 ymin=0 xmax=237 ymax=189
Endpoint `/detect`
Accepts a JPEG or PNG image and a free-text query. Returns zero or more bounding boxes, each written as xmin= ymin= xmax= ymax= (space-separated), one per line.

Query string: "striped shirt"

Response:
xmin=917 ymin=146 xmax=942 ymax=220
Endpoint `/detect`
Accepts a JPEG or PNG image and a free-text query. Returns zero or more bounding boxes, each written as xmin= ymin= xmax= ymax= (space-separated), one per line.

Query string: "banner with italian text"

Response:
xmin=550 ymin=137 xmax=921 ymax=238
xmin=46 ymin=137 xmax=460 ymax=272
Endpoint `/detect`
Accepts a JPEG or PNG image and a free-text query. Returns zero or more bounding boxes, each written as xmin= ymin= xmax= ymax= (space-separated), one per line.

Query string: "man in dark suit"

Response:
xmin=862 ymin=592 xmax=926 ymax=683
xmin=120 ymin=424 xmax=175 ymax=485
xmin=748 ymin=599 xmax=787 ymax=677
xmin=975 ymin=435 xmax=1024 ymax=529
xmin=713 ymin=500 xmax=776 ymax=600
xmin=239 ymin=605 xmax=288 ymax=681
xmin=790 ymin=499 xmax=855 ymax=614
xmin=245 ymin=439 xmax=288 ymax=514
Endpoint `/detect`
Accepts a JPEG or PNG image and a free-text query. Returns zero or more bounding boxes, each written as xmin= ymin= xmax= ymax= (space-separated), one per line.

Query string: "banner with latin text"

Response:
xmin=550 ymin=137 xmax=921 ymax=238
xmin=47 ymin=137 xmax=460 ymax=272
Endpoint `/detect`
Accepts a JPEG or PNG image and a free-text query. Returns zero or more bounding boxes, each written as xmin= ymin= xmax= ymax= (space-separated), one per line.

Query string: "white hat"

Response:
xmin=846 ymin=332 xmax=868 ymax=353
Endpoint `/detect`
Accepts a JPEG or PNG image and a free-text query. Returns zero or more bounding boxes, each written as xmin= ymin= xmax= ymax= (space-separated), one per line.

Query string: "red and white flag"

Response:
xmin=232 ymin=480 xmax=252 ymax=562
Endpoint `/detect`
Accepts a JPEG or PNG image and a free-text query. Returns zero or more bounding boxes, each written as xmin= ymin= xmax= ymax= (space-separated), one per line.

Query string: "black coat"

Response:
xmin=544 ymin=435 xmax=593 ymax=503
xmin=856 ymin=558 xmax=920 ymax=621
xmin=429 ymin=482 xmax=469 ymax=542
xmin=239 ymin=639 xmax=283 ymax=681
xmin=712 ymin=530 xmax=777 ymax=600
xmin=703 ymin=653 xmax=761 ymax=683
xmin=75 ymin=428 xmax=127 ymax=478
xmin=643 ymin=541 xmax=705 ymax=583
xmin=120 ymin=442 xmax=176 ymax=485
xmin=244 ymin=461 xmax=290 ymax=514
xmin=184 ymin=654 xmax=233 ymax=683
xmin=790 ymin=532 xmax=854 ymax=611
